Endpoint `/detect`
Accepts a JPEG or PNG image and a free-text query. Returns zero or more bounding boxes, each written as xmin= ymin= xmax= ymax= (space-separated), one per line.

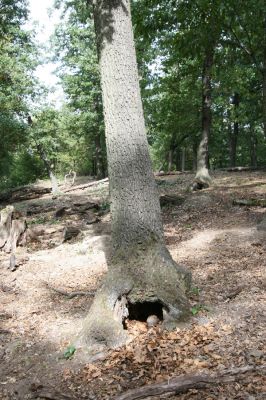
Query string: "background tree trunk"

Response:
xmin=79 ymin=0 xmax=191 ymax=353
xmin=263 ymin=14 xmax=266 ymax=139
xmin=250 ymin=125 xmax=258 ymax=167
xmin=228 ymin=92 xmax=240 ymax=168
xmin=168 ymin=149 xmax=173 ymax=171
xmin=37 ymin=144 xmax=59 ymax=196
xmin=181 ymin=148 xmax=186 ymax=172
xmin=193 ymin=46 xmax=214 ymax=189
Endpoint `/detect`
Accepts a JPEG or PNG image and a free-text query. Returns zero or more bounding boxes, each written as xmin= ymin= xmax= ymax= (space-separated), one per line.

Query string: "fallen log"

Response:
xmin=113 ymin=365 xmax=265 ymax=400
xmin=63 ymin=177 xmax=109 ymax=193
xmin=0 ymin=186 xmax=51 ymax=203
xmin=217 ymin=166 xmax=266 ymax=172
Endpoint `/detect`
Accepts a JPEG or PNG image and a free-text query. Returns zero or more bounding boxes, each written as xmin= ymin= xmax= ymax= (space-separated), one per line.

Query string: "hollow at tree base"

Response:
xmin=77 ymin=243 xmax=191 ymax=353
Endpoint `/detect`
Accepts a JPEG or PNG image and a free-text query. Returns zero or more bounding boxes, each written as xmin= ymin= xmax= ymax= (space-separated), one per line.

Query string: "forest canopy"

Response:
xmin=0 ymin=0 xmax=265 ymax=189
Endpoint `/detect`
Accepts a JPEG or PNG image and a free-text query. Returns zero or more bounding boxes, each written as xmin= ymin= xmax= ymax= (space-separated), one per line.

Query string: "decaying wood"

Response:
xmin=32 ymin=386 xmax=74 ymax=400
xmin=0 ymin=206 xmax=27 ymax=270
xmin=0 ymin=186 xmax=51 ymax=203
xmin=62 ymin=226 xmax=81 ymax=242
xmin=233 ymin=199 xmax=266 ymax=207
xmin=159 ymin=195 xmax=184 ymax=207
xmin=63 ymin=177 xmax=109 ymax=193
xmin=0 ymin=205 xmax=14 ymax=249
xmin=43 ymin=282 xmax=94 ymax=299
xmin=113 ymin=365 xmax=265 ymax=400
xmin=64 ymin=170 xmax=77 ymax=187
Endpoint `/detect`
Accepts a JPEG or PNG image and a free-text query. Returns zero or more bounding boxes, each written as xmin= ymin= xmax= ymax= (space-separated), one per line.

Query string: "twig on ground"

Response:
xmin=43 ymin=282 xmax=95 ymax=299
xmin=113 ymin=365 xmax=266 ymax=400
xmin=33 ymin=389 xmax=75 ymax=400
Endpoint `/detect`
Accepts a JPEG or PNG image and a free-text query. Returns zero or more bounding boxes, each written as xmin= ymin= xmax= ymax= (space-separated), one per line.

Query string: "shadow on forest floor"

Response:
xmin=0 ymin=171 xmax=265 ymax=399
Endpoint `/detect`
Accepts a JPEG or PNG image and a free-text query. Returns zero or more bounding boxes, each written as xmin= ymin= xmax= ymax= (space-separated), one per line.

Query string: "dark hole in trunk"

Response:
xmin=127 ymin=301 xmax=164 ymax=322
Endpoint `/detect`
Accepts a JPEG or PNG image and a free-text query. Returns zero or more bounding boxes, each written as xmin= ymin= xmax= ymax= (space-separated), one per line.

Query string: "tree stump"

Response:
xmin=0 ymin=206 xmax=27 ymax=270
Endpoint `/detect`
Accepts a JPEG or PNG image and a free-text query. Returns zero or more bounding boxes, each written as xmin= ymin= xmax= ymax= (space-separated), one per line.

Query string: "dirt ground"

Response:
xmin=0 ymin=171 xmax=265 ymax=400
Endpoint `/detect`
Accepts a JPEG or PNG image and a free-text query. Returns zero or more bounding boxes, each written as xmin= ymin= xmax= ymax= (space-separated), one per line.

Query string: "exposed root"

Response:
xmin=192 ymin=167 xmax=211 ymax=191
xmin=43 ymin=282 xmax=95 ymax=299
xmin=77 ymin=244 xmax=191 ymax=353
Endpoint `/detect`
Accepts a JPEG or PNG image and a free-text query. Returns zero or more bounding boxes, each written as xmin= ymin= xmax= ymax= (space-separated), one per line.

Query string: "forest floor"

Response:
xmin=0 ymin=171 xmax=265 ymax=400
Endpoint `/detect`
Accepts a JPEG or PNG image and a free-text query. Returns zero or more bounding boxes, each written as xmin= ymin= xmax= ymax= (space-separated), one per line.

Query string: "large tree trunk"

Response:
xmin=79 ymin=0 xmax=191 ymax=353
xmin=192 ymin=46 xmax=214 ymax=190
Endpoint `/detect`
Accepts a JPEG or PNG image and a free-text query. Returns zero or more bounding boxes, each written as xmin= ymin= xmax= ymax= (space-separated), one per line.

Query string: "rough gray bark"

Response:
xmin=78 ymin=0 xmax=191 ymax=353
xmin=193 ymin=46 xmax=214 ymax=190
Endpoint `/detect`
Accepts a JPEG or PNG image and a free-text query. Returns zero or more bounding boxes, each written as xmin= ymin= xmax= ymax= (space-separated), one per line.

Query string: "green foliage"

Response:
xmin=63 ymin=345 xmax=76 ymax=359
xmin=132 ymin=0 xmax=266 ymax=170
xmin=190 ymin=286 xmax=201 ymax=296
xmin=1 ymin=0 xmax=266 ymax=193
xmin=52 ymin=0 xmax=106 ymax=178
xmin=190 ymin=304 xmax=209 ymax=316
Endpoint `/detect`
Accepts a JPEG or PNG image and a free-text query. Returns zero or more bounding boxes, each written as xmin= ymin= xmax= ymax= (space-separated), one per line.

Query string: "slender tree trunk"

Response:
xmin=79 ymin=0 xmax=191 ymax=353
xmin=181 ymin=148 xmax=186 ymax=172
xmin=192 ymin=46 xmax=214 ymax=190
xmin=94 ymin=92 xmax=107 ymax=179
xmin=250 ymin=125 xmax=257 ymax=167
xmin=37 ymin=145 xmax=59 ymax=196
xmin=262 ymin=13 xmax=266 ymax=140
xmin=168 ymin=149 xmax=173 ymax=171
xmin=228 ymin=92 xmax=240 ymax=168
xmin=174 ymin=148 xmax=179 ymax=170
xmin=94 ymin=133 xmax=104 ymax=179
xmin=263 ymin=46 xmax=266 ymax=140
xmin=192 ymin=141 xmax=197 ymax=171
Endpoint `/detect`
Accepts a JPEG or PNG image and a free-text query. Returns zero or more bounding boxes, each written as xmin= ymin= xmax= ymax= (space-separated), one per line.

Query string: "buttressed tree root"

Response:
xmin=77 ymin=244 xmax=191 ymax=354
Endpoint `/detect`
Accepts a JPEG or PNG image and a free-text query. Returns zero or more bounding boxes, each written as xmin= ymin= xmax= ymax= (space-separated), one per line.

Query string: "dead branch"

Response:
xmin=233 ymin=199 xmax=266 ymax=207
xmin=43 ymin=282 xmax=95 ymax=299
xmin=113 ymin=365 xmax=265 ymax=400
xmin=63 ymin=177 xmax=109 ymax=193
xmin=32 ymin=388 xmax=74 ymax=400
